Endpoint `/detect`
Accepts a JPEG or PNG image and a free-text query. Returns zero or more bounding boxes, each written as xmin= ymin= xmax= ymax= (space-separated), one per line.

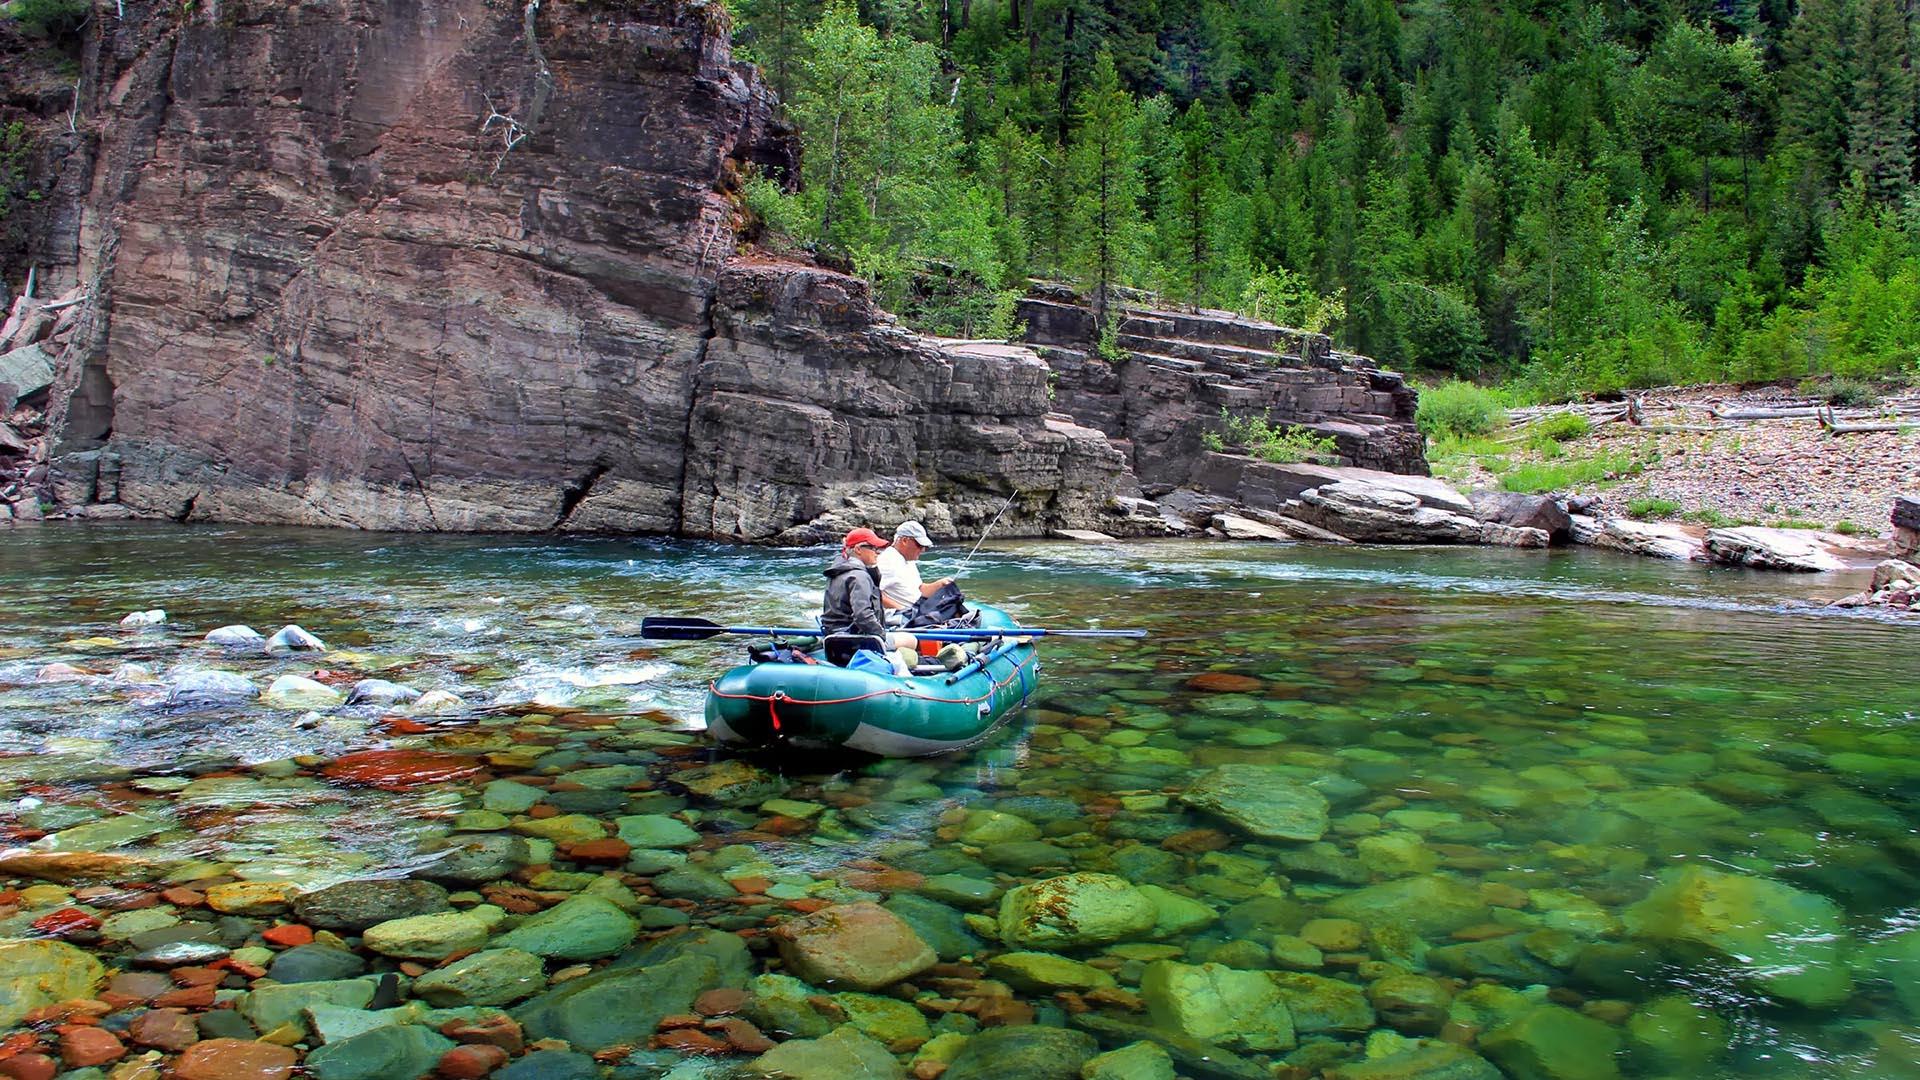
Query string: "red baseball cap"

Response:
xmin=842 ymin=528 xmax=890 ymax=550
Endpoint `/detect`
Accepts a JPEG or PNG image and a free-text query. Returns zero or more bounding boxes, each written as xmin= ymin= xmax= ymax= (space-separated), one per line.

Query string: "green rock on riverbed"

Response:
xmin=0 ymin=938 xmax=105 ymax=1028
xmin=1180 ymin=765 xmax=1330 ymax=841
xmin=997 ymin=872 xmax=1158 ymax=948
xmin=1140 ymin=960 xmax=1297 ymax=1052
xmin=1623 ymin=865 xmax=1852 ymax=1007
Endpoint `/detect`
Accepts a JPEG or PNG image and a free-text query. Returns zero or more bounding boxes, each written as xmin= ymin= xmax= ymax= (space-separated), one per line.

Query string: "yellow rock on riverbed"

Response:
xmin=0 ymin=938 xmax=106 ymax=1027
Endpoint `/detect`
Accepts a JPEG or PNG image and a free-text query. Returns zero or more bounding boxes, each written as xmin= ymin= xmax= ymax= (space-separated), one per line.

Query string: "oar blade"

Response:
xmin=639 ymin=617 xmax=727 ymax=641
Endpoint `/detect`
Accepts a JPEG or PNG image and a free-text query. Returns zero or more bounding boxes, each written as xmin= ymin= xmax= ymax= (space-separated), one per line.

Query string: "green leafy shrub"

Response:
xmin=1210 ymin=409 xmax=1342 ymax=465
xmin=1416 ymin=381 xmax=1508 ymax=440
xmin=1832 ymin=520 xmax=1866 ymax=535
xmin=1626 ymin=497 xmax=1681 ymax=519
xmin=1531 ymin=413 xmax=1592 ymax=442
xmin=1799 ymin=375 xmax=1880 ymax=407
xmin=11 ymin=0 xmax=89 ymax=38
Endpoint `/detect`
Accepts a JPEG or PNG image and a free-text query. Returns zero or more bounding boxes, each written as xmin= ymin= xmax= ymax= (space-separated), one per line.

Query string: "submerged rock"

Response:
xmin=0 ymin=938 xmax=107 ymax=1028
xmin=302 ymin=1023 xmax=453 ymax=1080
xmin=1081 ymin=1041 xmax=1178 ymax=1080
xmin=166 ymin=670 xmax=258 ymax=705
xmin=204 ymin=625 xmax=264 ymax=648
xmin=997 ymin=873 xmax=1159 ymax=949
xmin=1140 ymin=960 xmax=1296 ymax=1052
xmin=361 ymin=910 xmax=492 ymax=960
xmin=943 ymin=1025 xmax=1100 ymax=1080
xmin=263 ymin=674 xmax=346 ymax=709
xmin=293 ymin=879 xmax=452 ymax=930
xmin=410 ymin=947 xmax=546 ymax=1007
xmin=1325 ymin=1041 xmax=1502 ymax=1080
xmin=492 ymin=895 xmax=637 ymax=960
xmin=513 ymin=953 xmax=724 ymax=1051
xmin=1625 ymin=994 xmax=1728 ymax=1073
xmin=1180 ymin=765 xmax=1329 ymax=841
xmin=1324 ymin=875 xmax=1491 ymax=938
xmin=1622 ymin=864 xmax=1852 ymax=1007
xmin=772 ymin=901 xmax=937 ymax=990
xmin=1479 ymin=1004 xmax=1622 ymax=1080
xmin=346 ymin=678 xmax=420 ymax=706
xmin=749 ymin=1025 xmax=905 ymax=1080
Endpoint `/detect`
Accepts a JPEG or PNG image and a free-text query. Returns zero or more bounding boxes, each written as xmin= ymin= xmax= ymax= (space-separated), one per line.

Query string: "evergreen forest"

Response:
xmin=732 ymin=0 xmax=1920 ymax=399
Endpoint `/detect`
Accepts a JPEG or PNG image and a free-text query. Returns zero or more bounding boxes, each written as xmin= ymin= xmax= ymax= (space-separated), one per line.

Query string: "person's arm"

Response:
xmin=917 ymin=577 xmax=953 ymax=597
xmin=848 ymin=574 xmax=888 ymax=637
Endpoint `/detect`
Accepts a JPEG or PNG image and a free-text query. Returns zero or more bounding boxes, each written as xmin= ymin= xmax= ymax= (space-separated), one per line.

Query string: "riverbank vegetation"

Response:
xmin=732 ymin=0 xmax=1919 ymax=398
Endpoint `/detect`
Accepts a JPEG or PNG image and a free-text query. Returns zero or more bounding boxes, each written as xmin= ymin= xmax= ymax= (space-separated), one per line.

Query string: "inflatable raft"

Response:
xmin=704 ymin=604 xmax=1039 ymax=756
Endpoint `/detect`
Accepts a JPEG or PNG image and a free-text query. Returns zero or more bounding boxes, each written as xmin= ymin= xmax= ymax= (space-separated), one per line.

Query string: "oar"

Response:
xmin=640 ymin=616 xmax=1145 ymax=642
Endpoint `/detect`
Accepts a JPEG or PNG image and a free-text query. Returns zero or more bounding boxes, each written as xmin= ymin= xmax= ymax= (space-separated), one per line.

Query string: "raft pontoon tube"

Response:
xmin=703 ymin=604 xmax=1039 ymax=756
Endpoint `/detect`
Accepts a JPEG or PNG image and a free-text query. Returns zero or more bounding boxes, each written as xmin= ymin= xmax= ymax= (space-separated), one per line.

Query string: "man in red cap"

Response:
xmin=821 ymin=528 xmax=917 ymax=674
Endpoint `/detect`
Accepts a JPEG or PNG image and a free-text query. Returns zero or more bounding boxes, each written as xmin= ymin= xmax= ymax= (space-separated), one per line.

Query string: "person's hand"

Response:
xmin=935 ymin=577 xmax=955 ymax=588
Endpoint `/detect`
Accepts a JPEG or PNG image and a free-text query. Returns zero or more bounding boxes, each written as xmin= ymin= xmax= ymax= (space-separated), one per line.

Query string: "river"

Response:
xmin=1 ymin=523 xmax=1916 ymax=1079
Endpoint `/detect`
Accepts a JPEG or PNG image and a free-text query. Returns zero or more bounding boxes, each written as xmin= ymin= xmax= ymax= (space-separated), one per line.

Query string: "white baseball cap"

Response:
xmin=894 ymin=520 xmax=934 ymax=548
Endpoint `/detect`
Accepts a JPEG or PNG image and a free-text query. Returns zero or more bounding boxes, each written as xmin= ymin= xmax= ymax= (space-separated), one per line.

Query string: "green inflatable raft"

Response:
xmin=704 ymin=604 xmax=1040 ymax=756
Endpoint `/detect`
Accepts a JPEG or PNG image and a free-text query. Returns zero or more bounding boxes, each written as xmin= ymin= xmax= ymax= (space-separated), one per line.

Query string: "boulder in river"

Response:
xmin=748 ymin=1025 xmax=905 ymax=1080
xmin=204 ymin=624 xmax=264 ymax=648
xmin=1282 ymin=481 xmax=1540 ymax=545
xmin=266 ymin=624 xmax=327 ymax=651
xmin=1480 ymin=1004 xmax=1623 ymax=1080
xmin=1623 ymin=864 xmax=1852 ymax=1007
xmin=293 ymin=878 xmax=452 ymax=930
xmin=942 ymin=1025 xmax=1100 ymax=1080
xmin=119 ymin=608 xmax=167 ymax=628
xmin=513 ymin=953 xmax=725 ymax=1051
xmin=1139 ymin=960 xmax=1296 ymax=1052
xmin=1324 ymin=875 xmax=1491 ymax=938
xmin=1572 ymin=516 xmax=1706 ymax=561
xmin=1471 ymin=491 xmax=1572 ymax=544
xmin=410 ymin=947 xmax=546 ymax=1007
xmin=493 ymin=895 xmax=637 ymax=960
xmin=1180 ymin=765 xmax=1330 ymax=841
xmin=263 ymin=674 xmax=346 ymax=709
xmin=361 ymin=909 xmax=493 ymax=960
xmin=0 ymin=938 xmax=107 ymax=1027
xmin=346 ymin=678 xmax=420 ymax=706
xmin=997 ymin=873 xmax=1159 ymax=949
xmin=1704 ymin=526 xmax=1851 ymax=572
xmin=772 ymin=901 xmax=937 ymax=990
xmin=166 ymin=669 xmax=258 ymax=705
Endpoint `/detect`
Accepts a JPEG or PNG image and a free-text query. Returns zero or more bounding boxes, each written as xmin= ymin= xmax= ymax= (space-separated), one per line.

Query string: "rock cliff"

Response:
xmin=1017 ymin=288 xmax=1426 ymax=491
xmin=7 ymin=0 xmax=1415 ymax=539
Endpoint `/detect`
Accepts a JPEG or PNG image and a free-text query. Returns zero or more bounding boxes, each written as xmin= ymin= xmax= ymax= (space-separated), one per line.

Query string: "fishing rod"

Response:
xmin=958 ymin=490 xmax=1021 ymax=574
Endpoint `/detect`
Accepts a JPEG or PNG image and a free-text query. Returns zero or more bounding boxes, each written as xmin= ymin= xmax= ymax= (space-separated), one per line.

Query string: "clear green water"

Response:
xmin=2 ymin=524 xmax=1918 ymax=1076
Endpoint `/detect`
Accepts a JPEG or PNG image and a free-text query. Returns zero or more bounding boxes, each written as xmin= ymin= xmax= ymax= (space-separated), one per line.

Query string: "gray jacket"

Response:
xmin=821 ymin=553 xmax=887 ymax=638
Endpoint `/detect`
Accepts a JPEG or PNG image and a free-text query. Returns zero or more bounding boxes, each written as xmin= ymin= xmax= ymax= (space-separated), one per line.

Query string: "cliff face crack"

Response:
xmin=174 ymin=492 xmax=198 ymax=523
xmin=554 ymin=461 xmax=609 ymax=529
xmin=672 ymin=286 xmax=719 ymax=535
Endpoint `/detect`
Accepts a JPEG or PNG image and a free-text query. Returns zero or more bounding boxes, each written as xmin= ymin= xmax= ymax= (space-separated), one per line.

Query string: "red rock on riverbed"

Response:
xmin=322 ymin=750 xmax=486 ymax=791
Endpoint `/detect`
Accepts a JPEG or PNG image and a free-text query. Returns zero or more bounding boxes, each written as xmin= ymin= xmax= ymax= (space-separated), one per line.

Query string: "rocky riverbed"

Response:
xmin=1 ymin=528 xmax=1917 ymax=1080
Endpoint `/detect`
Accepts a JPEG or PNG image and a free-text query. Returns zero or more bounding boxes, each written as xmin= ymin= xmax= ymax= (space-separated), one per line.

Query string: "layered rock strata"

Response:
xmin=1016 ymin=289 xmax=1427 ymax=488
xmin=27 ymin=0 xmax=1133 ymax=539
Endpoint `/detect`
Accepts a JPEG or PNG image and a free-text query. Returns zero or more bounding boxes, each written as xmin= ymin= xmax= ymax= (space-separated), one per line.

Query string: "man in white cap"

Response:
xmin=877 ymin=520 xmax=954 ymax=611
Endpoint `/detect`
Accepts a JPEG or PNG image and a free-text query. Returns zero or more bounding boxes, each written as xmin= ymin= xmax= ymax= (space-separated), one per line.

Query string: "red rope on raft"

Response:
xmin=709 ymin=650 xmax=1038 ymax=707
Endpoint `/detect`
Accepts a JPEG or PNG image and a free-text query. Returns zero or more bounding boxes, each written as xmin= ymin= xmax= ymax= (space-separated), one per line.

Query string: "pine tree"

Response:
xmin=1161 ymin=102 xmax=1223 ymax=308
xmin=1776 ymin=0 xmax=1858 ymax=189
xmin=735 ymin=0 xmax=824 ymax=102
xmin=1844 ymin=0 xmax=1916 ymax=205
xmin=1067 ymin=52 xmax=1148 ymax=345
